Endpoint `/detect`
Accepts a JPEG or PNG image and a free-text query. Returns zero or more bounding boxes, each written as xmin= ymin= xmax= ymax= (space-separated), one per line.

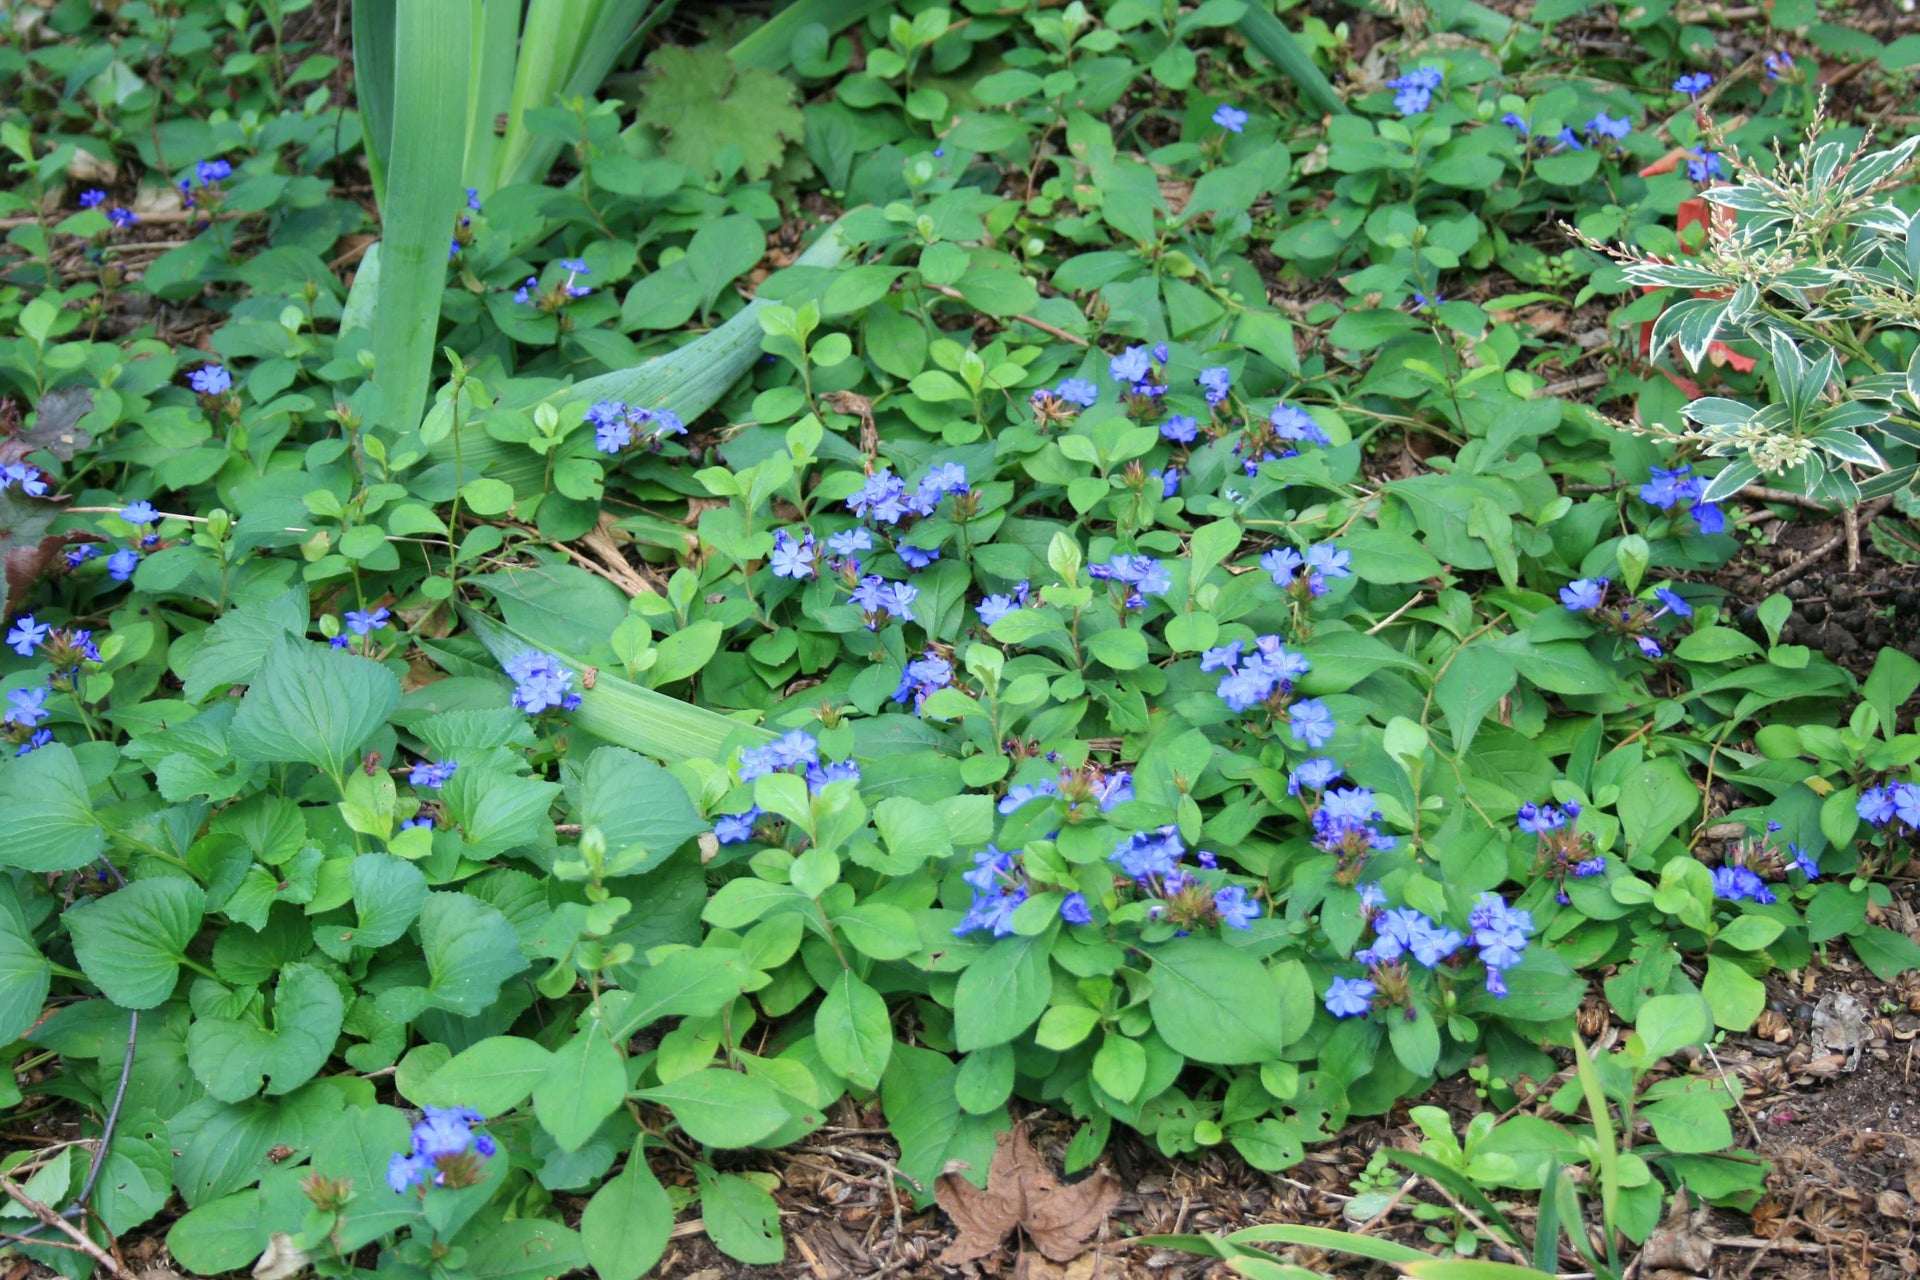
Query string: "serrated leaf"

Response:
xmin=632 ymin=45 xmax=803 ymax=180
xmin=186 ymin=962 xmax=345 ymax=1102
xmin=228 ymin=635 xmax=402 ymax=783
xmin=66 ymin=877 xmax=206 ymax=1009
xmin=0 ymin=742 xmax=104 ymax=872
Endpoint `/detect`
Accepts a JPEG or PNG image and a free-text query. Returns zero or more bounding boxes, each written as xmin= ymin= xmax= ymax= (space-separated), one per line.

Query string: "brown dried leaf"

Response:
xmin=935 ymin=1127 xmax=1121 ymax=1266
xmin=1639 ymin=1189 xmax=1714 ymax=1275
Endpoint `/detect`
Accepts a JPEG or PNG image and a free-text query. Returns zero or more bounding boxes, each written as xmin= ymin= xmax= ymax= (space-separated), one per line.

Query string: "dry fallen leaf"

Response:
xmin=935 ymin=1126 xmax=1121 ymax=1266
xmin=252 ymin=1233 xmax=310 ymax=1280
xmin=1639 ymin=1188 xmax=1714 ymax=1276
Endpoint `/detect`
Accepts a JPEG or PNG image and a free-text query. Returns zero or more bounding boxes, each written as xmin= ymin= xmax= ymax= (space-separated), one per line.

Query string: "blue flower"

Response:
xmin=387 ymin=1152 xmax=432 ymax=1194
xmin=998 ymin=779 xmax=1059 ymax=814
xmin=17 ymin=729 xmax=53 ymax=757
xmin=1640 ymin=465 xmax=1696 ymax=509
xmin=401 ymin=814 xmax=434 ymax=830
xmin=1199 ymin=640 xmax=1243 ymax=672
xmin=1055 ymin=378 xmax=1099 ymax=407
xmin=1109 ymin=346 xmax=1153 ymax=385
xmin=466 ymin=188 xmax=483 ymax=212
xmin=6 ymin=615 xmax=48 ymax=657
xmin=559 ymin=258 xmax=590 ymax=274
xmin=1262 ymin=546 xmax=1305 ymax=587
xmin=1897 ymin=782 xmax=1920 ymax=828
xmin=1858 ymin=786 xmax=1896 ymax=825
xmin=513 ymin=277 xmax=538 ymax=304
xmin=1501 ymin=113 xmax=1531 ymax=137
xmin=1197 ymin=367 xmax=1232 ymax=404
xmin=1090 ymin=554 xmax=1171 ymax=599
xmin=1324 ymin=976 xmax=1377 ymax=1018
xmin=1288 ymin=699 xmax=1336 ymax=748
xmin=107 ymin=548 xmax=139 ymax=582
xmin=1321 ymin=786 xmax=1380 ymax=827
xmin=107 ymin=207 xmax=138 ymax=227
xmin=1149 ymin=468 xmax=1180 ymax=499
xmin=1386 ymin=66 xmax=1443 ymax=115
xmin=1358 ymin=881 xmax=1387 ymax=909
xmin=588 ymin=399 xmax=638 ymax=453
xmin=120 ymin=500 xmax=159 ymax=525
xmin=851 ymin=574 xmax=919 ymax=626
xmin=504 ymin=650 xmax=580 ymax=714
xmin=1110 ymin=826 xmax=1184 ymax=880
xmin=848 ymin=471 xmax=909 ymax=524
xmin=977 ymin=593 xmax=1020 ymax=626
xmin=1765 ymin=51 xmax=1794 ymax=79
xmin=410 ymin=760 xmax=457 ymax=789
xmin=1288 ymin=758 xmax=1342 ymax=795
xmin=190 ymin=365 xmax=232 ymax=395
xmin=1653 ymin=586 xmax=1693 ymax=616
xmin=892 ymin=648 xmax=955 ymax=712
xmin=1691 ymin=499 xmax=1726 ymax=534
xmin=1560 ymin=577 xmax=1608 ymax=611
xmin=954 ymin=884 xmax=1027 ymax=937
xmin=4 ymin=687 xmax=49 ymax=728
xmin=829 ymin=528 xmax=873 ymax=558
xmin=63 ymin=546 xmax=97 ymax=568
xmin=1211 ymin=103 xmax=1249 ymax=132
xmin=1270 ymin=401 xmax=1329 ymax=445
xmin=329 ymin=635 xmax=350 ymax=650
xmin=1685 ymin=149 xmax=1722 ymax=182
xmin=1 ymin=464 xmax=47 ymax=497
xmin=807 ymin=760 xmax=861 ymax=794
xmin=1214 ymin=886 xmax=1261 ymax=929
xmin=1588 ymin=111 xmax=1632 ymax=140
xmin=196 ymin=158 xmax=233 ymax=185
xmin=1304 ymin=543 xmax=1350 ymax=581
xmin=714 ymin=807 xmax=762 ymax=844
xmin=346 ymin=607 xmax=391 ymax=636
xmin=1060 ymin=892 xmax=1094 ymax=925
xmin=80 ymin=189 xmax=107 ymax=208
xmin=1673 ymin=72 xmax=1713 ymax=96
xmin=770 ymin=529 xmax=818 ymax=579
xmin=1516 ymin=801 xmax=1571 ymax=834
xmin=1637 ymin=636 xmax=1663 ymax=659
xmin=1790 ymin=844 xmax=1819 ymax=879
xmin=1711 ymin=865 xmax=1775 ymax=904
xmin=1470 ymin=893 xmax=1532 ymax=971
xmin=898 ymin=544 xmax=940 ymax=570
xmin=1161 ymin=414 xmax=1199 ymax=443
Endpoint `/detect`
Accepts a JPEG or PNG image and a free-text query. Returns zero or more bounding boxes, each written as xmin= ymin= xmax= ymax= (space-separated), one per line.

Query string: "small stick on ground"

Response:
xmin=1758 ymin=497 xmax=1891 ymax=594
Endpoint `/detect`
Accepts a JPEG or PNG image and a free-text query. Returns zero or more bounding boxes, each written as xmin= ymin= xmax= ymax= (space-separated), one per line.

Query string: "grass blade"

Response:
xmin=1380 ymin=1149 xmax=1520 ymax=1243
xmin=1222 ymin=1224 xmax=1431 ymax=1263
xmin=1398 ymin=1262 xmax=1557 ymax=1280
xmin=731 ymin=0 xmax=893 ymax=70
xmin=1237 ymin=4 xmax=1346 ymax=117
xmin=462 ymin=0 xmax=523 ymax=196
xmin=1569 ymin=1028 xmax=1621 ymax=1255
xmin=349 ymin=0 xmax=396 ymax=206
xmin=458 ymin=606 xmax=772 ymax=762
xmin=372 ymin=1 xmax=474 ymax=434
xmin=428 ymin=214 xmax=853 ymax=486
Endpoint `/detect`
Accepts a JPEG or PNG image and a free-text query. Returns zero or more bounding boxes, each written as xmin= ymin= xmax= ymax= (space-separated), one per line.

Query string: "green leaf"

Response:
xmin=953 ymin=929 xmax=1054 ymax=1052
xmin=369 ymin=1 xmax=471 ymax=432
xmin=1701 ymin=956 xmax=1766 ymax=1031
xmin=1864 ymin=647 xmax=1920 ymax=739
xmin=228 ymin=635 xmax=402 ymax=782
xmin=1632 ymin=993 xmax=1708 ymax=1062
xmin=1715 ymin=915 xmax=1784 ymax=952
xmin=0 ymin=742 xmax=104 ymax=872
xmin=1433 ymin=646 xmax=1516 ymax=757
xmin=0 ymin=884 xmax=51 ymax=1046
xmin=183 ymin=586 xmax=308 ymax=701
xmin=1086 ymin=627 xmax=1149 ymax=670
xmin=636 ymin=1069 xmax=791 ymax=1148
xmin=415 ymin=1036 xmax=554 ymax=1116
xmin=66 ymin=877 xmax=205 ymax=1009
xmin=534 ymin=1030 xmax=628 ymax=1153
xmin=308 ymin=1106 xmax=419 ymax=1250
xmin=187 ymin=962 xmax=345 ymax=1102
xmin=1389 ymin=1003 xmax=1442 ymax=1077
xmin=1850 ymin=926 xmax=1920 ymax=981
xmin=1147 ymin=939 xmax=1287 ymax=1064
xmin=1643 ymin=1091 xmax=1733 ymax=1154
xmin=317 ymin=853 xmax=427 ymax=959
xmin=1619 ymin=758 xmax=1698 ymax=855
xmin=581 ymin=1153 xmax=674 ymax=1280
xmin=378 ymin=892 xmax=528 ymax=1019
xmin=577 ymin=747 xmax=705 ymax=875
xmin=696 ymin=1165 xmax=784 ymax=1264
xmin=633 ymin=45 xmax=803 ymax=180
xmin=166 ymin=1190 xmax=265 ymax=1276
xmin=815 ymin=971 xmax=892 ymax=1091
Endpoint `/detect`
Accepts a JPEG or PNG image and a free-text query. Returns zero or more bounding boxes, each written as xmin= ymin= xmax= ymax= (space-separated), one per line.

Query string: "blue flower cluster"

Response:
xmin=977 ymin=580 xmax=1031 ymax=626
xmin=954 ymin=845 xmax=1030 ymax=936
xmin=387 ymin=1105 xmax=496 ymax=1194
xmin=1198 ymin=367 xmax=1232 ymax=406
xmin=586 ymin=399 xmax=686 ymax=454
xmin=1711 ymin=865 xmax=1775 ymax=904
xmin=847 ymin=465 xmax=969 ymax=526
xmin=1312 ymin=786 xmax=1398 ymax=856
xmin=771 ymin=529 xmax=818 ymax=579
xmin=504 ymin=650 xmax=581 ymax=715
xmin=1387 ymin=66 xmax=1443 ymax=115
xmin=1030 ymin=378 xmax=1099 ymax=426
xmin=714 ymin=732 xmax=863 ymax=845
xmin=78 ymin=188 xmax=137 ymax=226
xmin=4 ymin=617 xmax=104 ymax=756
xmin=177 ymin=157 xmax=231 ymax=209
xmin=892 ymin=648 xmax=954 ymax=712
xmin=1470 ymin=893 xmax=1533 ymax=996
xmin=1 ymin=462 xmax=49 ymax=496
xmin=410 ymin=760 xmax=457 ymax=789
xmin=1086 ymin=553 xmax=1171 ymax=608
xmin=1262 ymin=542 xmax=1350 ymax=597
xmin=1858 ymin=780 xmax=1920 ymax=830
xmin=849 ymin=575 xmax=918 ymax=630
xmin=1109 ymin=343 xmax=1170 ymax=398
xmin=1357 ymin=906 xmax=1464 ymax=969
xmin=1104 ymin=824 xmax=1262 ymax=931
xmin=1684 ymin=149 xmax=1723 ymax=183
xmin=997 ymin=763 xmax=1132 ymax=815
xmin=1201 ymin=635 xmax=1311 ymax=715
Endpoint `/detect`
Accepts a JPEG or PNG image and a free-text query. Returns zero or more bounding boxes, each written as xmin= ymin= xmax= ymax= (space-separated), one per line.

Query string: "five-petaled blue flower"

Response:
xmin=410 ymin=760 xmax=457 ymax=789
xmin=190 ymin=365 xmax=232 ymax=395
xmin=120 ymin=501 xmax=158 ymax=525
xmin=714 ymin=807 xmax=763 ymax=844
xmin=1060 ymin=892 xmax=1094 ymax=925
xmin=1161 ymin=414 xmax=1198 ymax=443
xmin=346 ymin=607 xmax=391 ymax=636
xmin=6 ymin=615 xmax=48 ymax=657
xmin=1673 ymin=72 xmax=1713 ymax=96
xmin=770 ymin=529 xmax=818 ymax=579
xmin=108 ymin=548 xmax=140 ymax=582
xmin=4 ymin=687 xmax=50 ymax=728
xmin=1560 ymin=577 xmax=1608 ymax=611
xmin=1211 ymin=103 xmax=1248 ymax=133
xmin=1214 ymin=885 xmax=1261 ymax=929
xmin=1288 ymin=699 xmax=1336 ymax=748
xmin=1324 ymin=976 xmax=1376 ymax=1018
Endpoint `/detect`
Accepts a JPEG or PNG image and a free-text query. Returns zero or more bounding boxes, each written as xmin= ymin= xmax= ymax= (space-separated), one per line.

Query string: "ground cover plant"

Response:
xmin=3 ymin=0 xmax=1920 ymax=1278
